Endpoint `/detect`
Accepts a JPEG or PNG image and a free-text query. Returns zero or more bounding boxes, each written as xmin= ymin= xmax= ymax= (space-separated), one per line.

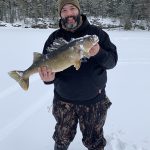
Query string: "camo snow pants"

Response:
xmin=52 ymin=97 xmax=112 ymax=150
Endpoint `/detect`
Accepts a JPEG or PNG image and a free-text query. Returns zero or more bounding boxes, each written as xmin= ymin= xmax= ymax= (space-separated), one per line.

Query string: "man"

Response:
xmin=38 ymin=0 xmax=118 ymax=149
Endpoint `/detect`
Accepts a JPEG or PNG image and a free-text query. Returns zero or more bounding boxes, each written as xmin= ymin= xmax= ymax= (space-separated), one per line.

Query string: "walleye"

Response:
xmin=8 ymin=35 xmax=99 ymax=91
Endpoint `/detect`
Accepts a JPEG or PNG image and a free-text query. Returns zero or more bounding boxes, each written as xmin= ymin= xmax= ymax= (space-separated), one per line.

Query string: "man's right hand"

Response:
xmin=38 ymin=67 xmax=55 ymax=82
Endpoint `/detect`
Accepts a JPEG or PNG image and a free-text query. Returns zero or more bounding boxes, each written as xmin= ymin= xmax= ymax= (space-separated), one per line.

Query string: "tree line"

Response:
xmin=0 ymin=0 xmax=150 ymax=29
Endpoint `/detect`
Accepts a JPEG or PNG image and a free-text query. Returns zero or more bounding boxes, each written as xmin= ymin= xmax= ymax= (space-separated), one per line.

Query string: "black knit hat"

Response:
xmin=58 ymin=0 xmax=80 ymax=16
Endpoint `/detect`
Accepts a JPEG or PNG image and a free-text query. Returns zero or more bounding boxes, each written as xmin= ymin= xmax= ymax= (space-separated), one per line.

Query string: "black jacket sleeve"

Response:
xmin=43 ymin=32 xmax=56 ymax=55
xmin=93 ymin=30 xmax=118 ymax=69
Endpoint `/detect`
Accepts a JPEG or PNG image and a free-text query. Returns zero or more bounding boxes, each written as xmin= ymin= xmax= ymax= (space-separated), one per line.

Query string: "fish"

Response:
xmin=8 ymin=35 xmax=99 ymax=91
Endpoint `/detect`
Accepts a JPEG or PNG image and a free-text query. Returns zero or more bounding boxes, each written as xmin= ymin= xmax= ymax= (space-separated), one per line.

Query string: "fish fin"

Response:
xmin=54 ymin=38 xmax=68 ymax=45
xmin=74 ymin=60 xmax=81 ymax=70
xmin=50 ymin=38 xmax=68 ymax=51
xmin=33 ymin=52 xmax=42 ymax=63
xmin=8 ymin=71 xmax=29 ymax=91
xmin=46 ymin=46 xmax=57 ymax=52
xmin=70 ymin=38 xmax=75 ymax=41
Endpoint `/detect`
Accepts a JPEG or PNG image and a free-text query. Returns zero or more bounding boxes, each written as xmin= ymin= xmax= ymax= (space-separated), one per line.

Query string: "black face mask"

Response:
xmin=61 ymin=13 xmax=81 ymax=30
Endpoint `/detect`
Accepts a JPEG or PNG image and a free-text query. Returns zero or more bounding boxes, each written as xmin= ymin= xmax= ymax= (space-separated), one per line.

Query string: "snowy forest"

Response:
xmin=0 ymin=0 xmax=150 ymax=30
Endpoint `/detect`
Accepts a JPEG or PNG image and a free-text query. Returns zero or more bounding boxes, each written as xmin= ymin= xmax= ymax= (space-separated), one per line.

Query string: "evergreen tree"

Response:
xmin=0 ymin=0 xmax=149 ymax=29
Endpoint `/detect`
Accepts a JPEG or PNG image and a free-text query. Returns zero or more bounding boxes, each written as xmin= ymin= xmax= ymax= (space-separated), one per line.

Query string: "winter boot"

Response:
xmin=54 ymin=143 xmax=69 ymax=150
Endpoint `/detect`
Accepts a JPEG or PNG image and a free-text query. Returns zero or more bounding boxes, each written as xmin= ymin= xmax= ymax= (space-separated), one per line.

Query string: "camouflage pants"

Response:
xmin=52 ymin=97 xmax=112 ymax=150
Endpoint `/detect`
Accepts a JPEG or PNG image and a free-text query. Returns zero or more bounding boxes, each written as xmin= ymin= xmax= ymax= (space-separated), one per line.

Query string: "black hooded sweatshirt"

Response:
xmin=42 ymin=15 xmax=118 ymax=105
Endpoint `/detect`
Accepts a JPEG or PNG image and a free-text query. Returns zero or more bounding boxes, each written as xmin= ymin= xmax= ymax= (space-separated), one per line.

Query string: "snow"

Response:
xmin=0 ymin=27 xmax=150 ymax=150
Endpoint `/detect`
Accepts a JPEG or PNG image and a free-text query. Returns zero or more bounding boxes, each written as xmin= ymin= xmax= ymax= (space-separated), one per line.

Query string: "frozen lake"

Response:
xmin=0 ymin=27 xmax=150 ymax=150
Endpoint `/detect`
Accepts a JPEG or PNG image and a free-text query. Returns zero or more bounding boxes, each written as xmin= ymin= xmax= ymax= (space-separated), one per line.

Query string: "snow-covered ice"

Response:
xmin=0 ymin=27 xmax=150 ymax=150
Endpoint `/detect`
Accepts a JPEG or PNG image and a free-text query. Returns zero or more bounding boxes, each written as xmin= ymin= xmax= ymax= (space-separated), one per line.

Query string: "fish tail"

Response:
xmin=8 ymin=70 xmax=29 ymax=91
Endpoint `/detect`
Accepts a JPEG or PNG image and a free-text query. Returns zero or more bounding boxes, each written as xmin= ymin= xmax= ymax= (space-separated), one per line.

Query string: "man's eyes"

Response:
xmin=62 ymin=9 xmax=67 ymax=12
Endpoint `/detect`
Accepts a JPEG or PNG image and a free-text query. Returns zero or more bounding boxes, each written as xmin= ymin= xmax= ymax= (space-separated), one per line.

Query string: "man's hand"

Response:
xmin=38 ymin=67 xmax=55 ymax=82
xmin=89 ymin=43 xmax=101 ymax=57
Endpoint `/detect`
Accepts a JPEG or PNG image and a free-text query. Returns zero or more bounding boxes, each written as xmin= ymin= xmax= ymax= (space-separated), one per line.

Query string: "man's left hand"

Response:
xmin=89 ymin=43 xmax=100 ymax=57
